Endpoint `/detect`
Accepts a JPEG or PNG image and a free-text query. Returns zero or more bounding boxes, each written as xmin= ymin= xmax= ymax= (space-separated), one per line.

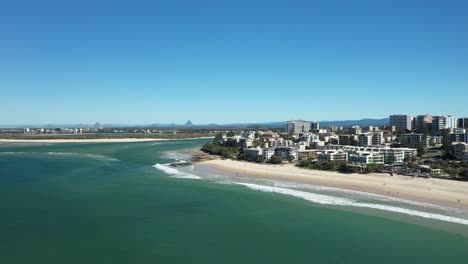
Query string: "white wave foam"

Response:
xmin=1 ymin=151 xmax=118 ymax=161
xmin=153 ymin=163 xmax=202 ymax=179
xmin=234 ymin=182 xmax=468 ymax=226
xmin=269 ymin=181 xmax=454 ymax=211
xmin=45 ymin=152 xmax=119 ymax=161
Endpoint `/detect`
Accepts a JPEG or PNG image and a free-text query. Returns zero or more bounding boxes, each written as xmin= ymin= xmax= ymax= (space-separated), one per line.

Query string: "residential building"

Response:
xmin=274 ymin=147 xmax=298 ymax=161
xmin=310 ymin=121 xmax=320 ymax=131
xmin=286 ymin=120 xmax=311 ymax=135
xmin=458 ymin=118 xmax=468 ymax=129
xmin=450 ymin=142 xmax=468 ymax=160
xmin=350 ymin=126 xmax=362 ymax=135
xmin=243 ymin=147 xmax=263 ymax=159
xmin=432 ymin=115 xmax=457 ymax=134
xmin=371 ymin=132 xmax=384 ymax=145
xmin=401 ymin=133 xmax=429 ymax=147
xmin=263 ymin=148 xmax=276 ymax=161
xmin=415 ymin=114 xmax=432 ymax=133
xmin=317 ymin=150 xmax=348 ymax=164
xmin=325 ymin=145 xmax=413 ymax=164
xmin=358 ymin=133 xmax=373 ymax=146
xmin=310 ymin=140 xmax=325 ymax=149
xmin=270 ymin=139 xmax=293 ymax=147
xmin=298 ymin=150 xmax=319 ymax=160
xmin=450 ymin=129 xmax=468 ymax=143
xmin=348 ymin=152 xmax=384 ymax=164
xmin=389 ymin=114 xmax=413 ymax=131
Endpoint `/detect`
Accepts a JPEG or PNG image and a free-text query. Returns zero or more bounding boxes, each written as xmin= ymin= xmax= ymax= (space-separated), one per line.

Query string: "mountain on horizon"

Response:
xmin=0 ymin=118 xmax=389 ymax=129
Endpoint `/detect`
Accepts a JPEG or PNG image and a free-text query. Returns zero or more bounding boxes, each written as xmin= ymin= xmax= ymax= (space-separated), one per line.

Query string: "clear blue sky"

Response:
xmin=1 ymin=0 xmax=467 ymax=125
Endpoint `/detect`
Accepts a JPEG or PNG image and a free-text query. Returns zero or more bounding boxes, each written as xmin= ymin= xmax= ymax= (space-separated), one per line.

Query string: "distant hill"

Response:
xmin=0 ymin=118 xmax=389 ymax=129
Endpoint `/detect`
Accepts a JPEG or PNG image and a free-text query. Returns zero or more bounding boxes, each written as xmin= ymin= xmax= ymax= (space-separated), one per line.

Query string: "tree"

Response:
xmin=441 ymin=129 xmax=451 ymax=153
xmin=417 ymin=145 xmax=426 ymax=157
xmin=459 ymin=169 xmax=468 ymax=179
xmin=214 ymin=133 xmax=223 ymax=142
xmin=287 ymin=155 xmax=295 ymax=163
xmin=255 ymin=156 xmax=265 ymax=163
xmin=269 ymin=155 xmax=283 ymax=164
xmin=227 ymin=131 xmax=235 ymax=137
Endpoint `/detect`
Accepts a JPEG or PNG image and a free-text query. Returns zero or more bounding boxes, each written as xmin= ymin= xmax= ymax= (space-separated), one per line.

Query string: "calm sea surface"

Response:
xmin=1 ymin=139 xmax=467 ymax=263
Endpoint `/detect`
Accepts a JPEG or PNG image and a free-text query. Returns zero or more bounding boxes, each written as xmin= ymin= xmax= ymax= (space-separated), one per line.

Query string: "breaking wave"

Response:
xmin=233 ymin=182 xmax=468 ymax=226
xmin=153 ymin=163 xmax=202 ymax=179
xmin=0 ymin=151 xmax=119 ymax=161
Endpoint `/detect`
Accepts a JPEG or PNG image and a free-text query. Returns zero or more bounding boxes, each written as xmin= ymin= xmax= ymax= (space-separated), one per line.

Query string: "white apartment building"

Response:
xmin=243 ymin=147 xmax=263 ymax=159
xmin=263 ymin=148 xmax=276 ymax=161
xmin=317 ymin=150 xmax=348 ymax=164
xmin=451 ymin=142 xmax=468 ymax=160
xmin=358 ymin=133 xmax=373 ymax=146
xmin=348 ymin=152 xmax=384 ymax=164
xmin=432 ymin=115 xmax=457 ymax=133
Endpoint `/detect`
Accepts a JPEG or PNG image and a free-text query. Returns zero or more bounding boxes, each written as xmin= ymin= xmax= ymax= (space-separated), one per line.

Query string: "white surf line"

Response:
xmin=234 ymin=182 xmax=468 ymax=226
xmin=153 ymin=163 xmax=202 ymax=179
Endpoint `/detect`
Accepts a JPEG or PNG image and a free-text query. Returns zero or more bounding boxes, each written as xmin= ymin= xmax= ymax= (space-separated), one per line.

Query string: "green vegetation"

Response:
xmin=459 ymin=169 xmax=468 ymax=179
xmin=201 ymin=142 xmax=240 ymax=159
xmin=366 ymin=163 xmax=384 ymax=173
xmin=417 ymin=145 xmax=426 ymax=157
xmin=297 ymin=160 xmax=345 ymax=172
xmin=269 ymin=155 xmax=283 ymax=164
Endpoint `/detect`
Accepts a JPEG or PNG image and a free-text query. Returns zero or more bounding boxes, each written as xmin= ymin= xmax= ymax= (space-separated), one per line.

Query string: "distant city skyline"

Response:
xmin=1 ymin=0 xmax=467 ymax=125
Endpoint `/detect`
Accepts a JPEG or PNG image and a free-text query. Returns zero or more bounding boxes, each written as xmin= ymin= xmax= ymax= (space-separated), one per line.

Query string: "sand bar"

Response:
xmin=200 ymin=159 xmax=468 ymax=209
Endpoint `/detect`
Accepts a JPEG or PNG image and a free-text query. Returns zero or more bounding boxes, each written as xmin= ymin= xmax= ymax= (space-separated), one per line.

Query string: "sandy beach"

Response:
xmin=200 ymin=159 xmax=468 ymax=209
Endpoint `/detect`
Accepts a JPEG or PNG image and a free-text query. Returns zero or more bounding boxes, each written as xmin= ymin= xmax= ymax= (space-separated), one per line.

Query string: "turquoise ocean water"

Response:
xmin=1 ymin=139 xmax=467 ymax=263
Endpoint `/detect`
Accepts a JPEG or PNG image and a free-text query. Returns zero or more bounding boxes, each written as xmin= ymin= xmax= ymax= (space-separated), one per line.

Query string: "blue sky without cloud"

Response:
xmin=1 ymin=0 xmax=467 ymax=124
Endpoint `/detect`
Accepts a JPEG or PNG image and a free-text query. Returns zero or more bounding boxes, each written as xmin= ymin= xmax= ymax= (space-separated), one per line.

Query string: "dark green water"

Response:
xmin=1 ymin=139 xmax=467 ymax=263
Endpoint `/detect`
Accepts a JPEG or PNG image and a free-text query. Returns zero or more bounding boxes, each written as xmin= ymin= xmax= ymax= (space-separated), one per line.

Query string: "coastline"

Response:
xmin=198 ymin=159 xmax=468 ymax=209
xmin=0 ymin=137 xmax=212 ymax=144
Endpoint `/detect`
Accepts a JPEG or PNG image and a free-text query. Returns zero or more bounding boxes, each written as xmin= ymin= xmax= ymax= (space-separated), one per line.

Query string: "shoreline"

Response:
xmin=198 ymin=159 xmax=468 ymax=209
xmin=0 ymin=137 xmax=212 ymax=144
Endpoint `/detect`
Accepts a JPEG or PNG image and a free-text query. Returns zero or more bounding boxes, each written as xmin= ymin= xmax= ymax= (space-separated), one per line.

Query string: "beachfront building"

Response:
xmin=297 ymin=149 xmax=319 ymax=160
xmin=239 ymin=138 xmax=254 ymax=148
xmin=348 ymin=152 xmax=384 ymax=164
xmin=274 ymin=147 xmax=299 ymax=161
xmin=317 ymin=150 xmax=348 ymax=164
xmin=325 ymin=145 xmax=413 ymax=164
xmin=263 ymin=148 xmax=276 ymax=161
xmin=450 ymin=142 xmax=468 ymax=160
xmin=390 ymin=114 xmax=413 ymax=131
xmin=286 ymin=120 xmax=311 ymax=135
xmin=243 ymin=147 xmax=263 ymax=160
